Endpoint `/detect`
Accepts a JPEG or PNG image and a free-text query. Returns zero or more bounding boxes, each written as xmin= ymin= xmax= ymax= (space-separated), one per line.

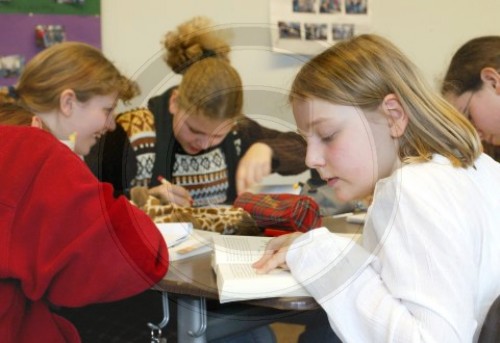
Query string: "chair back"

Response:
xmin=478 ymin=294 xmax=500 ymax=343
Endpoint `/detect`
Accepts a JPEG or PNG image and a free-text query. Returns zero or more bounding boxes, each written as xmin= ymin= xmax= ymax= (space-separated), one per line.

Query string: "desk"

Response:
xmin=152 ymin=215 xmax=362 ymax=342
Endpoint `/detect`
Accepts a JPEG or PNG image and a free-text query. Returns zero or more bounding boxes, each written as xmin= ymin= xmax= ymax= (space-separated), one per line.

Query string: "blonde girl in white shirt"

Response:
xmin=254 ymin=34 xmax=500 ymax=342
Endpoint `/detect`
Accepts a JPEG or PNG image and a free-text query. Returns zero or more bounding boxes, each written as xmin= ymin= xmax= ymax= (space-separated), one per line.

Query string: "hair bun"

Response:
xmin=163 ymin=16 xmax=231 ymax=74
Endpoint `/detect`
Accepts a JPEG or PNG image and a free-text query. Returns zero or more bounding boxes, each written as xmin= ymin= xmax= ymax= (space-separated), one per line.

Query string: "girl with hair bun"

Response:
xmin=97 ymin=16 xmax=308 ymax=206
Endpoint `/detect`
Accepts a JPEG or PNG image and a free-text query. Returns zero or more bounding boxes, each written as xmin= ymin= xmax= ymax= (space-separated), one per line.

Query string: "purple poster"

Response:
xmin=0 ymin=13 xmax=101 ymax=86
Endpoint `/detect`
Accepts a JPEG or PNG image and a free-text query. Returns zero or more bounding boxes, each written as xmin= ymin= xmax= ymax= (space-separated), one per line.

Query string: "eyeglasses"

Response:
xmin=461 ymin=91 xmax=475 ymax=119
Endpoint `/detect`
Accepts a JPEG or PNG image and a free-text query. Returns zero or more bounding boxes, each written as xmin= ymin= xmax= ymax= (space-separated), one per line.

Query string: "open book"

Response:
xmin=212 ymin=235 xmax=310 ymax=303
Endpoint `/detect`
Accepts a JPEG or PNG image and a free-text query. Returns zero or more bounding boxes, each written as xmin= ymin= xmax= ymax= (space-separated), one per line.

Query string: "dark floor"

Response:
xmin=57 ymin=290 xmax=338 ymax=343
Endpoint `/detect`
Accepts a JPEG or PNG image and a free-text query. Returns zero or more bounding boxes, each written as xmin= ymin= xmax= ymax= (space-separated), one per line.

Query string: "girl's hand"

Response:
xmin=148 ymin=182 xmax=193 ymax=207
xmin=252 ymin=232 xmax=303 ymax=274
xmin=236 ymin=143 xmax=273 ymax=195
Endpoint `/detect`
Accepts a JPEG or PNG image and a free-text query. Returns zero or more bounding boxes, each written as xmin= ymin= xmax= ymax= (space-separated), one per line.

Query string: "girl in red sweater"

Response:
xmin=0 ymin=42 xmax=169 ymax=343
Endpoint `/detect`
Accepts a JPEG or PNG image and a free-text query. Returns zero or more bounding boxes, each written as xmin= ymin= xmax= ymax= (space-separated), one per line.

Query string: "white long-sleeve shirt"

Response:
xmin=287 ymin=154 xmax=500 ymax=342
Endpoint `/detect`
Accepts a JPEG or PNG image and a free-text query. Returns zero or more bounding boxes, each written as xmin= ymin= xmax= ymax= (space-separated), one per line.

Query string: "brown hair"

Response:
xmin=163 ymin=16 xmax=230 ymax=73
xmin=0 ymin=103 xmax=50 ymax=132
xmin=0 ymin=103 xmax=34 ymax=126
xmin=441 ymin=36 xmax=500 ymax=96
xmin=290 ymin=34 xmax=481 ymax=168
xmin=15 ymin=41 xmax=139 ymax=113
xmin=163 ymin=17 xmax=242 ymax=120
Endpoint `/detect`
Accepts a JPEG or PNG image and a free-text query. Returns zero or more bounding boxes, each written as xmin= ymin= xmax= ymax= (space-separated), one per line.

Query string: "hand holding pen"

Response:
xmin=148 ymin=176 xmax=194 ymax=207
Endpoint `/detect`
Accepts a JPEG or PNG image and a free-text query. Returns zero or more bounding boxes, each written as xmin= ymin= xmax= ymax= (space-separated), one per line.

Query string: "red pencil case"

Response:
xmin=233 ymin=192 xmax=322 ymax=233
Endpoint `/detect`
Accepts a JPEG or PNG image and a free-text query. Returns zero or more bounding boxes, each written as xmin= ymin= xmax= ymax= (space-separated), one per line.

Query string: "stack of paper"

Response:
xmin=156 ymin=222 xmax=193 ymax=248
xmin=157 ymin=223 xmax=219 ymax=261
xmin=346 ymin=212 xmax=367 ymax=224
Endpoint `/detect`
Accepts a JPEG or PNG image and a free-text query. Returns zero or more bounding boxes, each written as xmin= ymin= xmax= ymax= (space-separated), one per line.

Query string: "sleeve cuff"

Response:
xmin=287 ymin=227 xmax=372 ymax=301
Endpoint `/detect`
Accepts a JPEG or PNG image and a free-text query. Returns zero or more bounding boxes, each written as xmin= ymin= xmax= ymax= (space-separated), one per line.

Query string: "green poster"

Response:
xmin=0 ymin=0 xmax=100 ymax=16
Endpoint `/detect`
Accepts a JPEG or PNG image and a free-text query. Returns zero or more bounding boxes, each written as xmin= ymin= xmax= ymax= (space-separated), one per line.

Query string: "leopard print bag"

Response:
xmin=130 ymin=187 xmax=260 ymax=236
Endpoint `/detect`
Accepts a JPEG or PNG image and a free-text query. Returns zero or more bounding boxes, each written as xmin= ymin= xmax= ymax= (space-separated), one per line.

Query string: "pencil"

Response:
xmin=157 ymin=175 xmax=170 ymax=186
xmin=157 ymin=175 xmax=194 ymax=206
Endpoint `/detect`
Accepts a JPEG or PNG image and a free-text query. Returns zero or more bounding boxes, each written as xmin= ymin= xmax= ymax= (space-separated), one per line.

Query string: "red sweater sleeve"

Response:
xmin=1 ymin=127 xmax=168 ymax=307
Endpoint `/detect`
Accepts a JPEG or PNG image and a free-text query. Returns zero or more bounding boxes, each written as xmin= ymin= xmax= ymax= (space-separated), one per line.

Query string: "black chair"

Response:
xmin=478 ymin=294 xmax=500 ymax=343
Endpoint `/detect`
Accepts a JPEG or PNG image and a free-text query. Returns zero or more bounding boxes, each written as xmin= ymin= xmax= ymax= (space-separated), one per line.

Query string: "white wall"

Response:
xmin=100 ymin=0 xmax=500 ymax=183
xmin=102 ymin=0 xmax=500 ymax=99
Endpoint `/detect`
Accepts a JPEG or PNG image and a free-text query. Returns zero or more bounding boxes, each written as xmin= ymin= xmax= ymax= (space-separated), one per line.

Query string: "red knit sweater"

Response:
xmin=0 ymin=126 xmax=169 ymax=342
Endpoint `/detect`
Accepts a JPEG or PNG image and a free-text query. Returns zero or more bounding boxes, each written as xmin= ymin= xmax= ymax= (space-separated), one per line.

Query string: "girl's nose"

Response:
xmin=305 ymin=143 xmax=324 ymax=169
xmin=197 ymin=135 xmax=212 ymax=150
xmin=105 ymin=116 xmax=117 ymax=131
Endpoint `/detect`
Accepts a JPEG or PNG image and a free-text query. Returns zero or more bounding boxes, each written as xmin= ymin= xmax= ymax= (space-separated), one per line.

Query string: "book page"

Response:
xmin=215 ymin=263 xmax=310 ymax=302
xmin=224 ymin=263 xmax=292 ymax=281
xmin=227 ymin=263 xmax=257 ymax=279
xmin=212 ymin=235 xmax=271 ymax=264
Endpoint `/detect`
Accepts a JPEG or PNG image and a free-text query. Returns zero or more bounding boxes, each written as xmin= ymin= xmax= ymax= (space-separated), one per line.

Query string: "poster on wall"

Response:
xmin=0 ymin=0 xmax=100 ymax=86
xmin=270 ymin=0 xmax=371 ymax=55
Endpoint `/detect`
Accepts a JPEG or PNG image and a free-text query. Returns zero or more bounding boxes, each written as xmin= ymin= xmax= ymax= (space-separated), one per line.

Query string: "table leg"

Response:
xmin=147 ymin=292 xmax=170 ymax=342
xmin=177 ymin=295 xmax=207 ymax=343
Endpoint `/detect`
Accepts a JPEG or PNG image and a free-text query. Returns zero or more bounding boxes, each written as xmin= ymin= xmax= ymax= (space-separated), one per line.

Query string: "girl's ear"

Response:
xmin=480 ymin=67 xmax=500 ymax=94
xmin=169 ymin=89 xmax=179 ymax=115
xmin=30 ymin=116 xmax=43 ymax=129
xmin=59 ymin=89 xmax=76 ymax=117
xmin=381 ymin=93 xmax=408 ymax=138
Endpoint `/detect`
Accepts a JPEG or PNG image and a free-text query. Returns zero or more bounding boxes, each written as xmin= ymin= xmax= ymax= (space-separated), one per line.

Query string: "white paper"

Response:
xmin=168 ymin=229 xmax=219 ymax=261
xmin=346 ymin=212 xmax=367 ymax=224
xmin=156 ymin=222 xmax=193 ymax=248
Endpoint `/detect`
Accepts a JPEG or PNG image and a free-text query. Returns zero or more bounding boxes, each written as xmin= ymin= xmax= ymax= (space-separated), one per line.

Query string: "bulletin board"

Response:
xmin=270 ymin=0 xmax=371 ymax=55
xmin=0 ymin=0 xmax=101 ymax=86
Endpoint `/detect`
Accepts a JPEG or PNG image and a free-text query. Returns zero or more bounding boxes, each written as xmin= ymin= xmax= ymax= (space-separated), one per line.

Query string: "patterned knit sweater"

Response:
xmin=88 ymin=87 xmax=308 ymax=205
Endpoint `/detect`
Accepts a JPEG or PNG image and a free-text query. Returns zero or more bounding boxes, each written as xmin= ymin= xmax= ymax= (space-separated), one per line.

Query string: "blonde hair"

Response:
xmin=16 ymin=42 xmax=138 ymax=113
xmin=290 ymin=34 xmax=481 ymax=168
xmin=163 ymin=17 xmax=242 ymax=120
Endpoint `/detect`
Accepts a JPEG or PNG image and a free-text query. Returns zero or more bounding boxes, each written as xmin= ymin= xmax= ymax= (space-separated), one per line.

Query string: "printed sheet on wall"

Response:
xmin=270 ymin=0 xmax=371 ymax=56
xmin=0 ymin=0 xmax=101 ymax=86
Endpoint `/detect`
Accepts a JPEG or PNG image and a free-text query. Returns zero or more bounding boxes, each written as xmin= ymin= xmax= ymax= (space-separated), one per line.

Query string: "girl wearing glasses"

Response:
xmin=442 ymin=36 xmax=500 ymax=152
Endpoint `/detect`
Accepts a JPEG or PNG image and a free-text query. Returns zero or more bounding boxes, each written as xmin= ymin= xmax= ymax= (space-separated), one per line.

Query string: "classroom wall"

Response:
xmin=101 ymin=0 xmax=500 ymax=109
xmin=100 ymin=0 xmax=499 ymax=183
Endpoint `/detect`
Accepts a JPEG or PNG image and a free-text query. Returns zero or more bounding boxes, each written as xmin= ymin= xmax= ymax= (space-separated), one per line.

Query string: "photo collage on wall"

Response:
xmin=271 ymin=0 xmax=371 ymax=55
xmin=0 ymin=0 xmax=100 ymax=86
